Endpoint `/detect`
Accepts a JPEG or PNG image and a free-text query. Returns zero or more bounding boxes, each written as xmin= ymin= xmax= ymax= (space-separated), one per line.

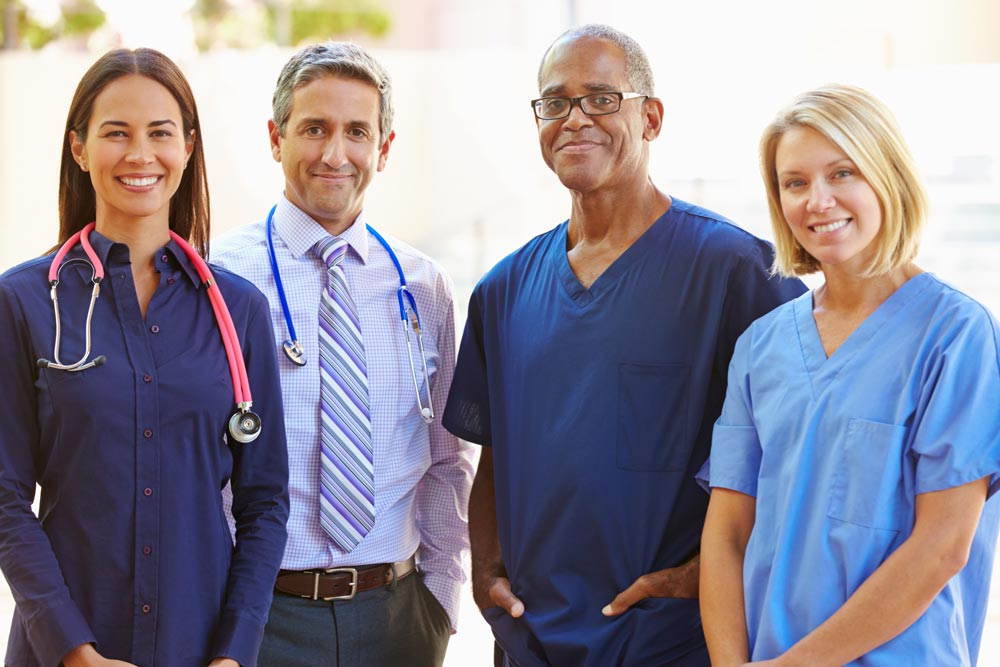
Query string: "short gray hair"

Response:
xmin=538 ymin=24 xmax=655 ymax=96
xmin=272 ymin=41 xmax=394 ymax=142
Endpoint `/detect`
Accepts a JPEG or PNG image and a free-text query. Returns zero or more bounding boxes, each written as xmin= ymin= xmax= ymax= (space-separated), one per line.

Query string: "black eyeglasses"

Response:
xmin=530 ymin=91 xmax=647 ymax=120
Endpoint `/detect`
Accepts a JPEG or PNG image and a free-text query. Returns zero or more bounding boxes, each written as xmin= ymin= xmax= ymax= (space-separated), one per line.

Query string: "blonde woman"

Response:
xmin=699 ymin=84 xmax=1000 ymax=667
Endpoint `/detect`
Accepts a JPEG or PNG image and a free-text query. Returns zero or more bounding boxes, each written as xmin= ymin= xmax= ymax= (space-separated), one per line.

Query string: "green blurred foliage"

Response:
xmin=1 ymin=0 xmax=105 ymax=49
xmin=3 ymin=0 xmax=392 ymax=51
xmin=266 ymin=1 xmax=392 ymax=44
xmin=62 ymin=0 xmax=105 ymax=36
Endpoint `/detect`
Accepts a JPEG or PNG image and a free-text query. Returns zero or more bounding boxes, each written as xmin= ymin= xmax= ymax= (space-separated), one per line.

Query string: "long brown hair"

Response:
xmin=58 ymin=48 xmax=210 ymax=256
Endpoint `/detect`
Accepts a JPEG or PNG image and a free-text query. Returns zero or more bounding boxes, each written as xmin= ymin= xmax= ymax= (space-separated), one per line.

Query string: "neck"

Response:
xmin=566 ymin=179 xmax=670 ymax=249
xmin=816 ymin=262 xmax=921 ymax=313
xmin=94 ymin=211 xmax=171 ymax=271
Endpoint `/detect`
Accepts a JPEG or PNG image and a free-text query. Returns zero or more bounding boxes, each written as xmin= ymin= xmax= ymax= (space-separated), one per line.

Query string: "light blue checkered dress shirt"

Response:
xmin=212 ymin=196 xmax=474 ymax=628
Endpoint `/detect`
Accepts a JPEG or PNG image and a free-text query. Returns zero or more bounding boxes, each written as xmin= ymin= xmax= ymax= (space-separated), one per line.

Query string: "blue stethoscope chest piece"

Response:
xmin=266 ymin=205 xmax=435 ymax=423
xmin=282 ymin=340 xmax=306 ymax=366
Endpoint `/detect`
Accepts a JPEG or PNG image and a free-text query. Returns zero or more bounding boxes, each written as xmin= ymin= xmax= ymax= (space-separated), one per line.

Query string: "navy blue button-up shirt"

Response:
xmin=0 ymin=232 xmax=289 ymax=667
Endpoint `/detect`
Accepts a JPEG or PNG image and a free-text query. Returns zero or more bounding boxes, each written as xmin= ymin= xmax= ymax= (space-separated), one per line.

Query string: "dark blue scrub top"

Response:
xmin=444 ymin=199 xmax=806 ymax=666
xmin=0 ymin=232 xmax=289 ymax=667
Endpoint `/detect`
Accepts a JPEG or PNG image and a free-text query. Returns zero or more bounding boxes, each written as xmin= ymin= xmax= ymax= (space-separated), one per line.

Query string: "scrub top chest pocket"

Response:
xmin=827 ymin=418 xmax=910 ymax=531
xmin=617 ymin=362 xmax=690 ymax=471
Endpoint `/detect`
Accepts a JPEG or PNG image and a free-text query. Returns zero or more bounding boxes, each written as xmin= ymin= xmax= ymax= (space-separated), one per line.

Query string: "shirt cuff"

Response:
xmin=421 ymin=570 xmax=462 ymax=632
xmin=25 ymin=601 xmax=96 ymax=667
xmin=211 ymin=611 xmax=267 ymax=667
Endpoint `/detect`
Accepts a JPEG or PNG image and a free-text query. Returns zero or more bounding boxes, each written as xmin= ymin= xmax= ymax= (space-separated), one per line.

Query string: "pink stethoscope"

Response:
xmin=39 ymin=222 xmax=263 ymax=443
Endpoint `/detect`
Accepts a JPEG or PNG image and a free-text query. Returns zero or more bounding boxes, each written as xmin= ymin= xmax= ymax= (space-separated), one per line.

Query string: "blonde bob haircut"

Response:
xmin=760 ymin=84 xmax=928 ymax=277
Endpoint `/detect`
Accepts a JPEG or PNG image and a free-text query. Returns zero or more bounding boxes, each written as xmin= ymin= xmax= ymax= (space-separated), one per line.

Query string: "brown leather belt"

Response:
xmin=274 ymin=556 xmax=416 ymax=601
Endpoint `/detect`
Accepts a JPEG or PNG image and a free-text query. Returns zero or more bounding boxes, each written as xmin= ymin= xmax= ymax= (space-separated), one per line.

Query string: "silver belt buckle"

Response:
xmin=309 ymin=567 xmax=359 ymax=601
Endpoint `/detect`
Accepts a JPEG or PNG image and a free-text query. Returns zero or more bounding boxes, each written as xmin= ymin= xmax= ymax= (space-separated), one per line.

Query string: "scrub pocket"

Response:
xmin=617 ymin=363 xmax=689 ymax=471
xmin=827 ymin=418 xmax=909 ymax=530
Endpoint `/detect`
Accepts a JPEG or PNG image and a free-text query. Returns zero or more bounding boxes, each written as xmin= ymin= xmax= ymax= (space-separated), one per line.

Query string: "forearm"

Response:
xmin=0 ymin=491 xmax=96 ymax=665
xmin=779 ymin=534 xmax=963 ymax=667
xmin=701 ymin=521 xmax=750 ymax=665
xmin=415 ymin=433 xmax=475 ymax=628
xmin=780 ymin=479 xmax=988 ymax=667
xmin=216 ymin=314 xmax=290 ymax=664
xmin=469 ymin=448 xmax=505 ymax=609
xmin=700 ymin=488 xmax=755 ymax=666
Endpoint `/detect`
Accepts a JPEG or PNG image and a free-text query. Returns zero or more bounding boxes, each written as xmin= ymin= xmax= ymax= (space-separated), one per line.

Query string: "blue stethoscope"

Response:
xmin=265 ymin=205 xmax=435 ymax=424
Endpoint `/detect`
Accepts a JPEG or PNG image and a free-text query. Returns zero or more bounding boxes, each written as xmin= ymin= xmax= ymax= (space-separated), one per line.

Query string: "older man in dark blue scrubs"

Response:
xmin=443 ymin=24 xmax=806 ymax=667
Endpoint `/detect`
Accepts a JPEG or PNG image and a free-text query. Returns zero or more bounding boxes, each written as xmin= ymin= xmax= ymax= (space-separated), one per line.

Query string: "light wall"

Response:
xmin=2 ymin=49 xmax=998 ymax=315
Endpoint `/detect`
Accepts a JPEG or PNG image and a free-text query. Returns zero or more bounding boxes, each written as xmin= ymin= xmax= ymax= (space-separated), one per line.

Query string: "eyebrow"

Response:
xmin=295 ymin=117 xmax=376 ymax=133
xmin=539 ymin=82 xmax=618 ymax=97
xmin=97 ymin=119 xmax=179 ymax=130
xmin=778 ymin=158 xmax=855 ymax=177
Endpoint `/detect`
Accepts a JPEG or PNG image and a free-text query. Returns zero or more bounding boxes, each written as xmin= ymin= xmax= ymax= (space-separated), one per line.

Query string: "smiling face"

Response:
xmin=535 ymin=36 xmax=657 ymax=196
xmin=70 ymin=74 xmax=193 ymax=235
xmin=270 ymin=74 xmax=394 ymax=235
xmin=775 ymin=125 xmax=883 ymax=273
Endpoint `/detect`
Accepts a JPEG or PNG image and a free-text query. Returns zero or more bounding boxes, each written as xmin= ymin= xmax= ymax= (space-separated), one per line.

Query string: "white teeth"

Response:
xmin=813 ymin=219 xmax=849 ymax=233
xmin=120 ymin=176 xmax=158 ymax=187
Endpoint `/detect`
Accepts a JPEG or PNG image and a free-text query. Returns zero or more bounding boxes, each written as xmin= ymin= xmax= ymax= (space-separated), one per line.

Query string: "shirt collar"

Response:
xmin=271 ymin=194 xmax=370 ymax=264
xmin=73 ymin=227 xmax=202 ymax=288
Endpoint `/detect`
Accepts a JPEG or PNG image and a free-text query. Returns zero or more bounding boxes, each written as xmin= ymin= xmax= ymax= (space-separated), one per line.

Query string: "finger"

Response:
xmin=489 ymin=578 xmax=525 ymax=617
xmin=602 ymin=578 xmax=648 ymax=616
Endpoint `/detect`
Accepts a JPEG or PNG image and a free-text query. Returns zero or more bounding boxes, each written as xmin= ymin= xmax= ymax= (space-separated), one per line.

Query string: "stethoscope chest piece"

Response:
xmin=266 ymin=206 xmax=436 ymax=423
xmin=229 ymin=408 xmax=262 ymax=443
xmin=282 ymin=340 xmax=306 ymax=366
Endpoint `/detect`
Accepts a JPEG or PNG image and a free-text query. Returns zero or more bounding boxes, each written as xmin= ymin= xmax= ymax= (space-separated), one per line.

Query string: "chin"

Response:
xmin=555 ymin=170 xmax=604 ymax=193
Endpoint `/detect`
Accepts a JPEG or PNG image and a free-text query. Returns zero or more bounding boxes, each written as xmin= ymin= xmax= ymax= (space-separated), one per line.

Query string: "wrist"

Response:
xmin=63 ymin=643 xmax=98 ymax=667
xmin=773 ymin=648 xmax=806 ymax=667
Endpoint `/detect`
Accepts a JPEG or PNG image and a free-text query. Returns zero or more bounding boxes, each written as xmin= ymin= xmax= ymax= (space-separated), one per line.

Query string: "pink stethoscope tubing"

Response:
xmin=41 ymin=222 xmax=262 ymax=443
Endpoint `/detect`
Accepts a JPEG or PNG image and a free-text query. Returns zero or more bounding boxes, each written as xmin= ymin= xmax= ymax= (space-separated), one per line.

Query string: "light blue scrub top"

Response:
xmin=703 ymin=273 xmax=1000 ymax=666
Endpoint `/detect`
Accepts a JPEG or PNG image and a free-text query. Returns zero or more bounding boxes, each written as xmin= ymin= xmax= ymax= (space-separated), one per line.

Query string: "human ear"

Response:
xmin=376 ymin=130 xmax=395 ymax=172
xmin=268 ymin=119 xmax=282 ymax=163
xmin=69 ymin=130 xmax=88 ymax=171
xmin=641 ymin=97 xmax=665 ymax=141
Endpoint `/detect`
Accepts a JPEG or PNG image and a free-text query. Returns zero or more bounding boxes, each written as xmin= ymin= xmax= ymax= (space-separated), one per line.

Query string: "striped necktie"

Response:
xmin=315 ymin=236 xmax=374 ymax=551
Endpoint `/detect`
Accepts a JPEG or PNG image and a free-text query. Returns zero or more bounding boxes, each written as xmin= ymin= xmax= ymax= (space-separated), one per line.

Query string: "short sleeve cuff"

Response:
xmin=915 ymin=464 xmax=1000 ymax=500
xmin=707 ymin=424 xmax=762 ymax=497
xmin=210 ymin=612 xmax=266 ymax=667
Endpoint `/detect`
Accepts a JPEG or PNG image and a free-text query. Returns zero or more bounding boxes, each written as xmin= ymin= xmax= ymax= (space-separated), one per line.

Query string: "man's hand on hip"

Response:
xmin=475 ymin=574 xmax=525 ymax=618
xmin=602 ymin=554 xmax=700 ymax=616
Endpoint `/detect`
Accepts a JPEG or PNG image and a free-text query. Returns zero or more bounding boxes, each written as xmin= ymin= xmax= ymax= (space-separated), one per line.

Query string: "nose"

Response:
xmin=321 ymin=135 xmax=348 ymax=168
xmin=125 ymin=137 xmax=154 ymax=165
xmin=806 ymin=181 xmax=835 ymax=213
xmin=562 ymin=100 xmax=594 ymax=130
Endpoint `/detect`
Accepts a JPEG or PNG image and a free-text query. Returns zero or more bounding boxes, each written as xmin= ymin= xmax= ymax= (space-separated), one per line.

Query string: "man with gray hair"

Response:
xmin=443 ymin=24 xmax=805 ymax=666
xmin=213 ymin=42 xmax=474 ymax=666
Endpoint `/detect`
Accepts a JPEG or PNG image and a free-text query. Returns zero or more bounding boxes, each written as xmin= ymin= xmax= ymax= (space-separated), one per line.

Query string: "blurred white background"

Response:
xmin=0 ymin=0 xmax=998 ymax=664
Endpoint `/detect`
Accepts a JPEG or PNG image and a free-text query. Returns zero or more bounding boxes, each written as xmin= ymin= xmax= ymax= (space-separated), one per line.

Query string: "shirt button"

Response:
xmin=143 ymin=487 xmax=153 ymax=497
xmin=160 ymin=254 xmax=168 ymax=263
xmin=142 ymin=546 xmax=152 ymax=555
xmin=150 ymin=325 xmax=160 ymax=333
xmin=143 ymin=429 xmax=153 ymax=439
xmin=142 ymin=604 xmax=151 ymax=614
xmin=143 ymin=374 xmax=152 ymax=383
xmin=167 ymin=277 xmax=175 ymax=285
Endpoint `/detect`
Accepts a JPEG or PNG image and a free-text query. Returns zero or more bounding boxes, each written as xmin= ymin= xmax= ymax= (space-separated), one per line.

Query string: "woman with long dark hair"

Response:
xmin=0 ymin=48 xmax=289 ymax=667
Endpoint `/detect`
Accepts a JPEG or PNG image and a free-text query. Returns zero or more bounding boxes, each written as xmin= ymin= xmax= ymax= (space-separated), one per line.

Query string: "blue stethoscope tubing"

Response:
xmin=265 ymin=205 xmax=435 ymax=423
